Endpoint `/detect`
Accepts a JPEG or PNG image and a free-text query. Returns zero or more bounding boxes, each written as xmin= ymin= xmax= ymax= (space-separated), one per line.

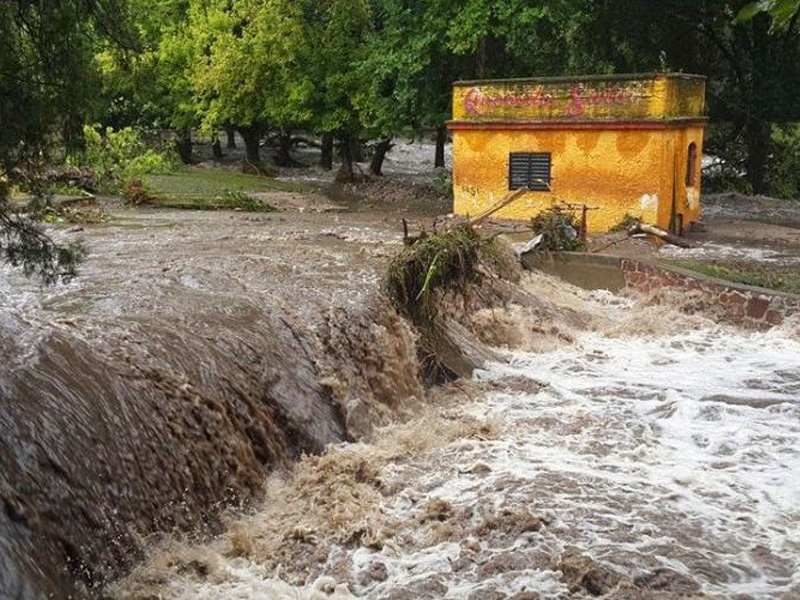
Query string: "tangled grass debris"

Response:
xmin=610 ymin=213 xmax=642 ymax=233
xmin=386 ymin=224 xmax=489 ymax=321
xmin=529 ymin=206 xmax=584 ymax=251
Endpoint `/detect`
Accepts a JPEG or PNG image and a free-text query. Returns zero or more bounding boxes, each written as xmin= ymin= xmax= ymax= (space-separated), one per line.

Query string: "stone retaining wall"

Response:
xmin=621 ymin=259 xmax=800 ymax=330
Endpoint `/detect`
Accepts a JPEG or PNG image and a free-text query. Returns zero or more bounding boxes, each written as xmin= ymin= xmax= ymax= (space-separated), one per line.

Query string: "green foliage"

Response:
xmin=190 ymin=0 xmax=314 ymax=135
xmin=766 ymin=124 xmax=800 ymax=199
xmin=0 ymin=200 xmax=86 ymax=284
xmin=43 ymin=206 xmax=111 ymax=225
xmin=0 ymin=1 xmax=125 ymax=282
xmin=95 ymin=0 xmax=200 ymax=131
xmin=151 ymin=192 xmax=277 ymax=213
xmin=702 ymin=123 xmax=753 ymax=195
xmin=572 ymin=0 xmax=800 ymax=195
xmin=141 ymin=169 xmax=300 ymax=211
xmin=73 ymin=125 xmax=177 ymax=192
xmin=144 ymin=169 xmax=307 ymax=197
xmin=737 ymin=0 xmax=800 ymax=30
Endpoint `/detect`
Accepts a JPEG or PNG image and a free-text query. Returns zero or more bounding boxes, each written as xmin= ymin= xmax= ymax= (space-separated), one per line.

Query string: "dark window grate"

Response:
xmin=509 ymin=152 xmax=552 ymax=191
xmin=686 ymin=142 xmax=698 ymax=187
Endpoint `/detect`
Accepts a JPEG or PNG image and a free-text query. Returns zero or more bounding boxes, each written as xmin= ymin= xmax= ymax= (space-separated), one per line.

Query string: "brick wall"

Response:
xmin=621 ymin=259 xmax=800 ymax=330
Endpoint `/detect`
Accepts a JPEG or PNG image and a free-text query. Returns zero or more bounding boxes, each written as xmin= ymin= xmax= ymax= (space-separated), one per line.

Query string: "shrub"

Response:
xmin=432 ymin=169 xmax=454 ymax=201
xmin=72 ymin=125 xmax=177 ymax=193
xmin=122 ymin=178 xmax=155 ymax=206
xmin=766 ymin=124 xmax=800 ymax=201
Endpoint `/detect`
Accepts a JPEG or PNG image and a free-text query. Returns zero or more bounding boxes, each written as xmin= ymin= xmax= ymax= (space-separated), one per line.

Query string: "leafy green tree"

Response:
xmin=96 ymin=0 xmax=200 ymax=162
xmin=360 ymin=0 xmax=580 ymax=171
xmin=299 ymin=0 xmax=371 ymax=180
xmin=737 ymin=0 xmax=800 ymax=30
xmin=189 ymin=0 xmax=313 ymax=167
xmin=0 ymin=1 xmax=129 ymax=282
xmin=359 ymin=0 xmax=460 ymax=171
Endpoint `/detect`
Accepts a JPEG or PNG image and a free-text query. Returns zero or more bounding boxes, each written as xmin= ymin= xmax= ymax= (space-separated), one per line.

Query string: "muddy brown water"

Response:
xmin=110 ymin=272 xmax=800 ymax=600
xmin=0 ymin=208 xmax=424 ymax=599
xmin=3 ymin=203 xmax=800 ymax=599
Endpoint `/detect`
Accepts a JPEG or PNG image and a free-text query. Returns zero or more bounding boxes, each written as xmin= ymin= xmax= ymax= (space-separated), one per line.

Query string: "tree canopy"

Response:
xmin=3 ymin=0 xmax=800 ymax=280
xmin=0 ymin=0 xmax=131 ymax=283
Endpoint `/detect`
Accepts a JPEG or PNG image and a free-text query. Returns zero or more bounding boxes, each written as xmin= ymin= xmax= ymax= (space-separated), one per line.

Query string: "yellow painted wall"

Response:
xmin=452 ymin=127 xmax=672 ymax=232
xmin=449 ymin=74 xmax=707 ymax=233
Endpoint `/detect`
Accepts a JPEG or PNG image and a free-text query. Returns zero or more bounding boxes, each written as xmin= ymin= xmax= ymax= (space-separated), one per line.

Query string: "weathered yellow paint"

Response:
xmin=449 ymin=73 xmax=707 ymax=233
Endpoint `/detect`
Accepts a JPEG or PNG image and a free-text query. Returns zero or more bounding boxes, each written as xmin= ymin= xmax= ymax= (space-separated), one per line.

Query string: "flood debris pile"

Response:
xmin=385 ymin=224 xmax=521 ymax=381
xmin=526 ymin=207 xmax=584 ymax=252
xmin=387 ymin=224 xmax=486 ymax=322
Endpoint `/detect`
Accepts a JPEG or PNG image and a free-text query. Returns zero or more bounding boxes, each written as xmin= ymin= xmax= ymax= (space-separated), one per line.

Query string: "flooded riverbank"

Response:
xmin=112 ymin=274 xmax=800 ymax=600
xmin=0 ymin=207 xmax=427 ymax=598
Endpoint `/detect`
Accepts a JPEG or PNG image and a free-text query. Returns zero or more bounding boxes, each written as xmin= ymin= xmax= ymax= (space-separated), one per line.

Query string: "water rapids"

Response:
xmin=112 ymin=273 xmax=800 ymax=600
xmin=0 ymin=208 xmax=422 ymax=599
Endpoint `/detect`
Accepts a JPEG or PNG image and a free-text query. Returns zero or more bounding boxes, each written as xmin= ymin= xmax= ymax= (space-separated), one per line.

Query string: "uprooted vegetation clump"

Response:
xmin=386 ymin=224 xmax=490 ymax=322
xmin=386 ymin=223 xmax=521 ymax=382
xmin=123 ymin=178 xmax=156 ymax=206
xmin=529 ymin=206 xmax=584 ymax=251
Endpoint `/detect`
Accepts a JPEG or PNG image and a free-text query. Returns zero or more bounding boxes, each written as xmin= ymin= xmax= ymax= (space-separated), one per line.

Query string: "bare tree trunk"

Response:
xmin=369 ymin=139 xmax=393 ymax=176
xmin=320 ymin=133 xmax=334 ymax=170
xmin=629 ymin=222 xmax=697 ymax=248
xmin=350 ymin=137 xmax=365 ymax=163
xmin=476 ymin=36 xmax=487 ymax=78
xmin=225 ymin=128 xmax=236 ymax=149
xmin=239 ymin=127 xmax=261 ymax=165
xmin=435 ymin=124 xmax=447 ymax=168
xmin=744 ymin=118 xmax=771 ymax=195
xmin=175 ymin=129 xmax=193 ymax=164
xmin=336 ymin=135 xmax=356 ymax=183
xmin=274 ymin=131 xmax=303 ymax=167
xmin=212 ymin=137 xmax=223 ymax=159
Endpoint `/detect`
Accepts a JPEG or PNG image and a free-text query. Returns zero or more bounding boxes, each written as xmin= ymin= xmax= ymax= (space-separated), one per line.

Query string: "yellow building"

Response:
xmin=448 ymin=73 xmax=707 ymax=234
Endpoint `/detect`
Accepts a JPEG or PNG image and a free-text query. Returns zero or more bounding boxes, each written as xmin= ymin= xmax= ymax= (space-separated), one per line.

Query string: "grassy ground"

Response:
xmin=665 ymin=259 xmax=800 ymax=294
xmin=143 ymin=168 xmax=310 ymax=211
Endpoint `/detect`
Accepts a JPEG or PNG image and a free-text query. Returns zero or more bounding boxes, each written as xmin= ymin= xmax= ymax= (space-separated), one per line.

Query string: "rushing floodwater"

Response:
xmin=115 ymin=279 xmax=800 ymax=600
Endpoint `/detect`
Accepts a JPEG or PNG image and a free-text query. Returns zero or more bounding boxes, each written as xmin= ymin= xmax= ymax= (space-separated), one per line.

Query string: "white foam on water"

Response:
xmin=162 ymin=568 xmax=357 ymax=600
xmin=462 ymin=325 xmax=800 ymax=598
xmin=116 ymin=283 xmax=800 ymax=599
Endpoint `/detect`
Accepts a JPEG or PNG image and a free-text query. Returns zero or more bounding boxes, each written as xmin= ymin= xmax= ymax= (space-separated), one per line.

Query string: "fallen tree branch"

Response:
xmin=628 ymin=222 xmax=697 ymax=248
xmin=468 ymin=188 xmax=529 ymax=226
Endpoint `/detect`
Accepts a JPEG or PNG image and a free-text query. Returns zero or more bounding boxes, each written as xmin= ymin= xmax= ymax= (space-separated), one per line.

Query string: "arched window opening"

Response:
xmin=686 ymin=142 xmax=698 ymax=187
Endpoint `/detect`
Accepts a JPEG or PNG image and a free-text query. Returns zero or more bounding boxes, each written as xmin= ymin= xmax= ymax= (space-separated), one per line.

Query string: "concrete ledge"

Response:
xmin=522 ymin=251 xmax=800 ymax=330
xmin=521 ymin=252 xmax=627 ymax=292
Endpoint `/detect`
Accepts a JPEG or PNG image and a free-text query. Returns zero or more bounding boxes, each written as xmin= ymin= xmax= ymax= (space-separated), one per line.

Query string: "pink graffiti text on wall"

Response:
xmin=463 ymin=86 xmax=555 ymax=116
xmin=463 ymin=84 xmax=645 ymax=118
xmin=566 ymin=84 xmax=644 ymax=116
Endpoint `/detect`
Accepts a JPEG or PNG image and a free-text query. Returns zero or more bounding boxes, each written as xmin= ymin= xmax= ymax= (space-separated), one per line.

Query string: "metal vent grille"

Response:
xmin=509 ymin=152 xmax=552 ymax=191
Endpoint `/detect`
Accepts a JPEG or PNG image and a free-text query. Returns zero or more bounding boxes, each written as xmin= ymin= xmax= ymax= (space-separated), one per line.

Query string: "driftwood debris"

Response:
xmin=468 ymin=188 xmax=529 ymax=226
xmin=628 ymin=222 xmax=697 ymax=248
